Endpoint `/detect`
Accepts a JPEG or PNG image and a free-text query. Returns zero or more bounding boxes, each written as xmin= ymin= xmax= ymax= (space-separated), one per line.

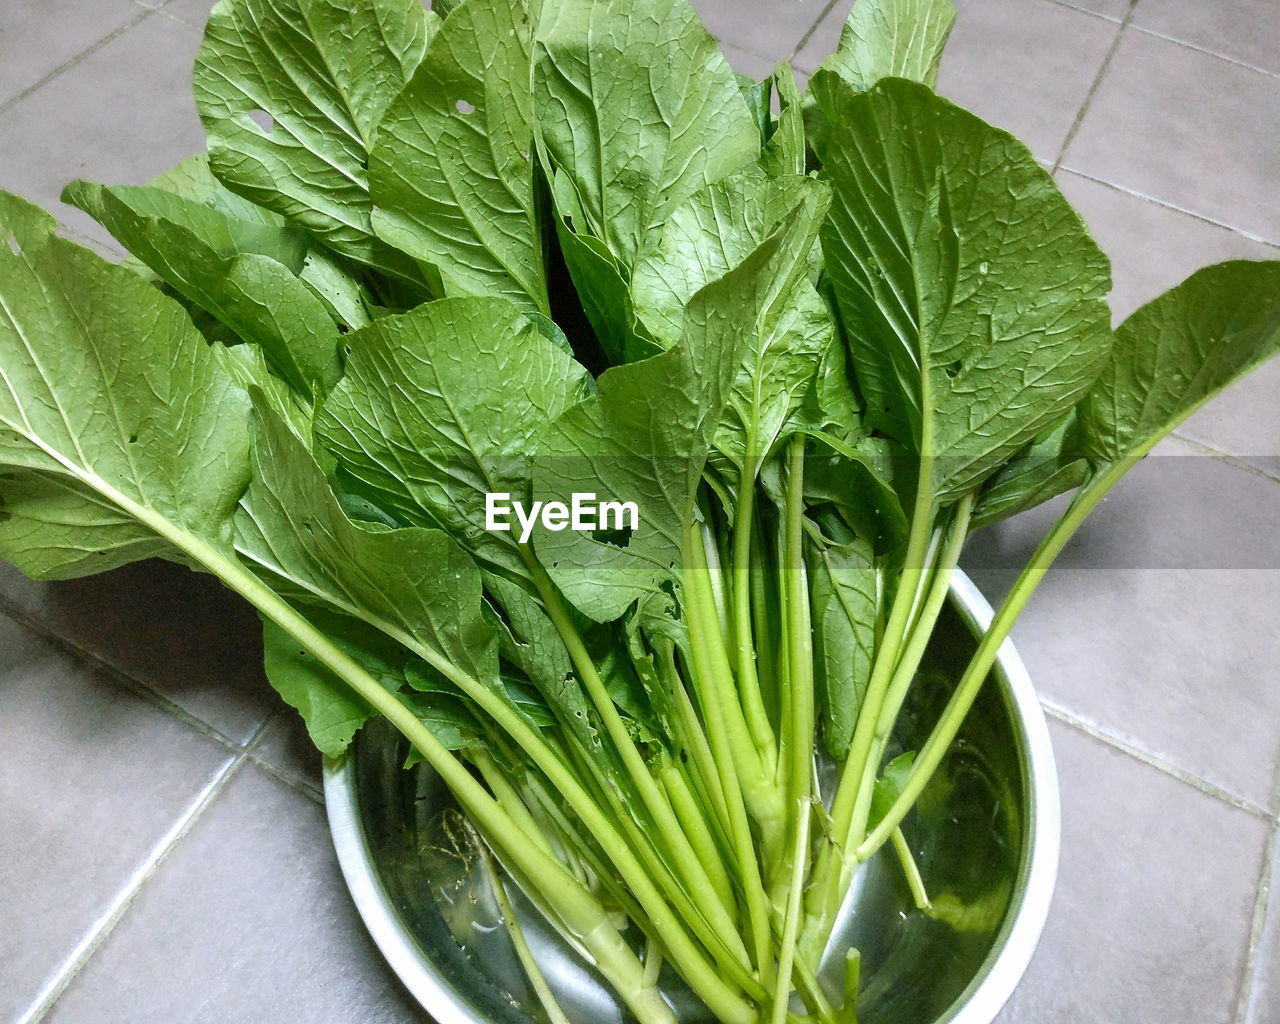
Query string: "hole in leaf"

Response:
xmin=337 ymin=323 xmax=350 ymax=335
xmin=127 ymin=432 xmax=139 ymax=444
xmin=455 ymin=98 xmax=476 ymax=114
xmin=248 ymin=109 xmax=275 ymax=134
xmin=945 ymin=361 xmax=962 ymax=379
xmin=592 ymin=526 xmax=633 ymax=549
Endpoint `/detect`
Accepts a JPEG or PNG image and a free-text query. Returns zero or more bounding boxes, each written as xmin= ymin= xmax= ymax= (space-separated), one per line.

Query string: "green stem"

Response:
xmin=732 ymin=455 xmax=780 ymax=759
xmin=521 ymin=550 xmax=742 ymax=950
xmin=804 ymin=446 xmax=936 ymax=948
xmin=476 ymin=835 xmax=574 ymax=1024
xmin=856 ymin=461 xmax=1126 ymax=862
xmin=889 ymin=828 xmax=930 ymax=911
xmin=659 ymin=758 xmax=738 ymax=918
xmin=684 ymin=520 xmax=776 ymax=978
xmin=192 ymin=544 xmax=680 ymax=1024
xmin=783 ymin=436 xmax=815 ymax=827
xmin=770 ymin=801 xmax=812 ymax=1024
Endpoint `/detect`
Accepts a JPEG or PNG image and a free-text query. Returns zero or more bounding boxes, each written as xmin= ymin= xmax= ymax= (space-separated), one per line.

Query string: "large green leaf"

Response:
xmin=632 ymin=169 xmax=834 ymax=478
xmin=534 ymin=0 xmax=759 ymax=271
xmin=819 ymin=0 xmax=956 ymax=91
xmin=0 ymin=192 xmax=250 ymax=579
xmin=237 ymin=396 xmax=499 ymax=685
xmin=818 ymin=76 xmax=1113 ymax=502
xmin=64 ymin=180 xmax=342 ymax=398
xmin=1080 ymin=261 xmax=1280 ymax=462
xmin=314 ymin=297 xmax=592 ymax=579
xmin=533 ymin=198 xmax=824 ymax=621
xmin=193 ymin=0 xmax=435 ymax=278
xmin=370 ymin=0 xmax=548 ymax=314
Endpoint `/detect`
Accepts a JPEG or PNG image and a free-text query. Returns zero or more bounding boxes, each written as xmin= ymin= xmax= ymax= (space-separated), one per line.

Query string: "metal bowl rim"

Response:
xmin=323 ymin=569 xmax=1061 ymax=1024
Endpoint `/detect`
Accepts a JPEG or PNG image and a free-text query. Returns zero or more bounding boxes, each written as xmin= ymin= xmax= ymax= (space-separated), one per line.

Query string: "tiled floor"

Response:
xmin=0 ymin=1 xmax=1277 ymax=1022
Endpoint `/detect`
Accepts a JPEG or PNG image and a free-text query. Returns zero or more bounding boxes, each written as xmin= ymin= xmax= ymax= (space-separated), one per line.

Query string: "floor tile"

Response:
xmin=253 ymin=708 xmax=324 ymax=798
xmin=1063 ymin=29 xmax=1280 ymax=244
xmin=1132 ymin=0 xmax=1280 ymax=76
xmin=1244 ymin=826 xmax=1280 ymax=1024
xmin=1177 ymin=357 xmax=1280 ymax=480
xmin=1052 ymin=0 xmax=1129 ymax=19
xmin=994 ymin=722 xmax=1266 ymax=1023
xmin=963 ymin=438 xmax=1280 ymax=808
xmin=694 ymin=0 xmax=834 ymax=64
xmin=937 ymin=0 xmax=1118 ymax=162
xmin=0 ymin=616 xmax=231 ymax=1022
xmin=0 ymin=0 xmax=143 ymax=109
xmin=0 ymin=559 xmax=275 ymax=746
xmin=1052 ymin=172 xmax=1280 ymax=473
xmin=721 ymin=41 xmax=783 ymax=81
xmin=0 ymin=13 xmax=207 ymax=254
xmin=1055 ymin=170 xmax=1280 ymax=321
xmin=800 ymin=0 xmax=1119 ymax=163
xmin=152 ymin=0 xmax=219 ymax=29
xmin=47 ymin=765 xmax=426 ymax=1024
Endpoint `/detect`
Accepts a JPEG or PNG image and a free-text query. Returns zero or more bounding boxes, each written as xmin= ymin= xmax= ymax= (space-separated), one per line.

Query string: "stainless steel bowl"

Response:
xmin=324 ymin=571 xmax=1060 ymax=1024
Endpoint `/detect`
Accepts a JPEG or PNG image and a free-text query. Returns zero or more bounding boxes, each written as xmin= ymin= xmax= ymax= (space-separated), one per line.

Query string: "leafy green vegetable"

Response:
xmin=370 ymin=0 xmax=548 ymax=312
xmin=2 ymin=0 xmax=1277 ymax=1022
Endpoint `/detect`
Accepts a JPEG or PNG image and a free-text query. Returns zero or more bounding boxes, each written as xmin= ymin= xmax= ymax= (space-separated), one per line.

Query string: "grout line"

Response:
xmin=1041 ymin=0 xmax=1123 ymax=23
xmin=1055 ymin=167 xmax=1280 ymax=250
xmin=1050 ymin=1 xmax=1137 ymax=174
xmin=0 ymin=595 xmax=249 ymax=756
xmin=1127 ymin=23 xmax=1280 ymax=83
xmin=1166 ymin=433 xmax=1280 ymax=488
xmin=0 ymin=9 xmax=154 ymax=118
xmin=1042 ymin=698 xmax=1275 ymax=821
xmin=14 ymin=715 xmax=274 ymax=1024
xmin=788 ymin=0 xmax=844 ymax=63
xmin=1233 ymin=758 xmax=1280 ymax=1024
xmin=248 ymin=751 xmax=326 ymax=805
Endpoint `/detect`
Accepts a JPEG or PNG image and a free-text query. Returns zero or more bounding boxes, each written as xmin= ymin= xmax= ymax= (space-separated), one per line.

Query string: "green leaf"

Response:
xmin=869 ymin=751 xmax=917 ymax=827
xmin=370 ymin=0 xmax=548 ymax=314
xmin=193 ymin=0 xmax=435 ymax=279
xmin=810 ymin=533 xmax=878 ymax=759
xmin=534 ymin=0 xmax=759 ymax=271
xmin=64 ymin=180 xmax=343 ymax=397
xmin=236 ymin=394 xmax=500 ymax=686
xmin=146 ymin=153 xmax=291 ymax=227
xmin=760 ymin=63 xmax=806 ymax=180
xmin=262 ymin=610 xmax=481 ymax=757
xmin=262 ymin=616 xmax=374 ymax=757
xmin=549 ymin=171 xmax=649 ymax=365
xmin=971 ymin=413 xmax=1088 ymax=529
xmin=818 ymin=77 xmax=1113 ymax=502
xmin=1080 ymin=261 xmax=1280 ymax=462
xmin=0 ymin=191 xmax=251 ymax=577
xmin=314 ymin=296 xmax=592 ymax=579
xmin=631 ymin=169 xmax=834 ymax=478
xmin=534 ymin=195 xmax=824 ymax=621
xmin=819 ymin=0 xmax=956 ymax=91
xmin=484 ymin=574 xmax=603 ymax=755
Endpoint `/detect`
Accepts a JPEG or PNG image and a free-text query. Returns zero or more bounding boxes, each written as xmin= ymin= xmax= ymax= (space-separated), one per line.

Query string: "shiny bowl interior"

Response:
xmin=324 ymin=572 xmax=1060 ymax=1024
